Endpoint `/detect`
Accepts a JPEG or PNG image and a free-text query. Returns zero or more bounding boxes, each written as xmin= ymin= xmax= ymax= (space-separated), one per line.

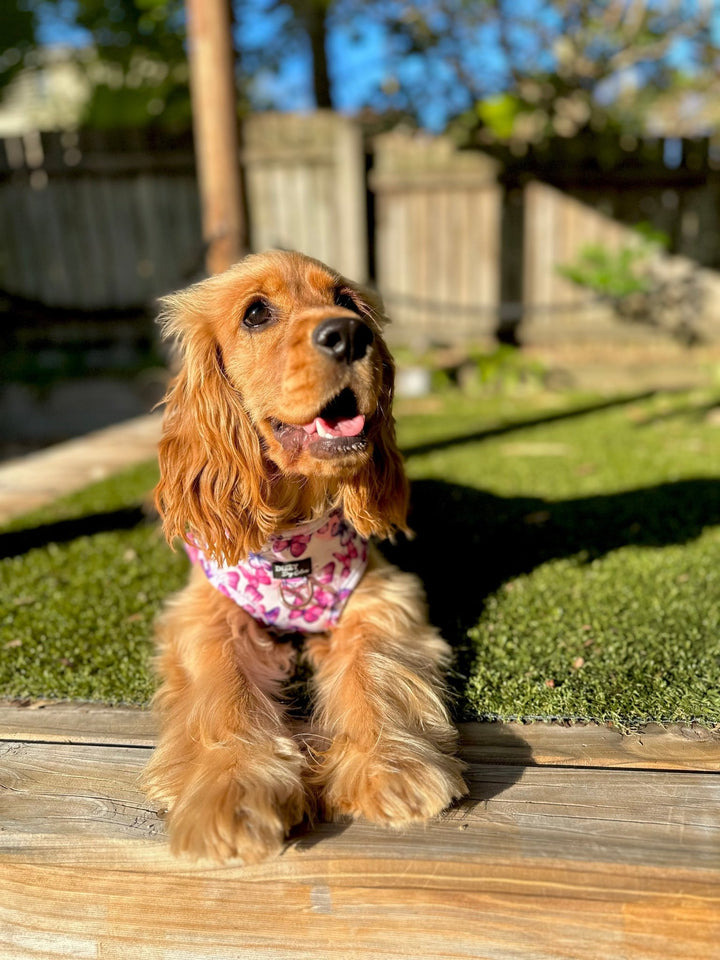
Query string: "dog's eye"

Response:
xmin=334 ymin=290 xmax=361 ymax=315
xmin=243 ymin=300 xmax=273 ymax=328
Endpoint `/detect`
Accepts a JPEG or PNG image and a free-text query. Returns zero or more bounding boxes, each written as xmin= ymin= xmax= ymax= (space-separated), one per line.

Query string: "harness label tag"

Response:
xmin=272 ymin=558 xmax=312 ymax=580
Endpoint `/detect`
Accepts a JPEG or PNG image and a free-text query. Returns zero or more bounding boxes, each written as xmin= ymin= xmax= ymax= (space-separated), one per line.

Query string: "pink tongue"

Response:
xmin=325 ymin=414 xmax=365 ymax=437
xmin=302 ymin=414 xmax=365 ymax=438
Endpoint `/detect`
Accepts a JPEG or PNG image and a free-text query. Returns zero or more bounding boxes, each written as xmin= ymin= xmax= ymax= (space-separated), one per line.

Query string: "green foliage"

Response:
xmin=7 ymin=1 xmax=717 ymax=132
xmin=15 ymin=0 xmax=193 ymax=129
xmin=558 ymin=223 xmax=669 ymax=301
xmin=476 ymin=94 xmax=523 ymax=141
xmin=72 ymin=0 xmax=186 ymax=67
xmin=395 ymin=346 xmax=547 ymax=399
xmin=77 ymin=0 xmax=191 ymax=129
xmin=466 ymin=346 xmax=546 ymax=394
xmin=558 ymin=224 xmax=705 ymax=346
xmin=82 ymin=68 xmax=192 ymax=129
xmin=559 ymin=244 xmax=652 ymax=300
xmin=452 ymin=3 xmax=715 ymax=145
xmin=0 ymin=2 xmax=37 ymax=89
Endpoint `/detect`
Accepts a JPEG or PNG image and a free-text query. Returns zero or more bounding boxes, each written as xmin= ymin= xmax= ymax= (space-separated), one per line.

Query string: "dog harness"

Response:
xmin=185 ymin=509 xmax=368 ymax=634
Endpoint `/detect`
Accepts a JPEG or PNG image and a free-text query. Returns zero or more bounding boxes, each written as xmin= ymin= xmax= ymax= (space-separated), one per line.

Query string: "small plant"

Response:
xmin=395 ymin=344 xmax=547 ymax=397
xmin=559 ymin=222 xmax=666 ymax=298
xmin=465 ymin=345 xmax=547 ymax=394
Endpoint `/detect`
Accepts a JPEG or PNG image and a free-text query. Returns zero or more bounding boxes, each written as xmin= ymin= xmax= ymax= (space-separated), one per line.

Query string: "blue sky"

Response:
xmin=31 ymin=0 xmax=720 ymax=132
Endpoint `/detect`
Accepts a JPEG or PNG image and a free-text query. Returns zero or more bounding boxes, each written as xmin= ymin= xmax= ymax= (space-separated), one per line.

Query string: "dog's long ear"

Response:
xmin=154 ymin=282 xmax=275 ymax=564
xmin=341 ymin=312 xmax=411 ymax=542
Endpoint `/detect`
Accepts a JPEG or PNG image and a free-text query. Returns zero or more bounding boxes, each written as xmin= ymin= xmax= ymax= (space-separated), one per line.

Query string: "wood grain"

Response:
xmin=243 ymin=112 xmax=368 ymax=282
xmin=458 ymin=719 xmax=720 ymax=772
xmin=4 ymin=741 xmax=720 ymax=865
xmin=372 ymin=131 xmax=502 ymax=345
xmin=4 ymin=857 xmax=720 ymax=960
xmin=2 ymin=707 xmax=720 ymax=959
xmin=0 ymin=701 xmax=158 ymax=747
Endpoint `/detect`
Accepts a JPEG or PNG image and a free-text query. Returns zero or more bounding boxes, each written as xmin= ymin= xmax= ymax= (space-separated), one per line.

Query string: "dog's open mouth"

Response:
xmin=270 ymin=388 xmax=369 ymax=459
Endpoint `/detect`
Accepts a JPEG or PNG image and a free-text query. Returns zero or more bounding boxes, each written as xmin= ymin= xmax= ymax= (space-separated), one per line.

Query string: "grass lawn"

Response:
xmin=2 ymin=382 xmax=720 ymax=727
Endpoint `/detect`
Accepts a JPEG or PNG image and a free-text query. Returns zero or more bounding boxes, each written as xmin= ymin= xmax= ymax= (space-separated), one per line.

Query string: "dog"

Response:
xmin=142 ymin=250 xmax=468 ymax=862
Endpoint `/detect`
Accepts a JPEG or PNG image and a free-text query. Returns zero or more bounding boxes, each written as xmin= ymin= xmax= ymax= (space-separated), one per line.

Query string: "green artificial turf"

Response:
xmin=2 ymin=384 xmax=720 ymax=726
xmin=0 ymin=458 xmax=182 ymax=704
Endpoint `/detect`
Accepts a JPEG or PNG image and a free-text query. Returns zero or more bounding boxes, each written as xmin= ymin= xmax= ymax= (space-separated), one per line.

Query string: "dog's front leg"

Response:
xmin=142 ymin=570 xmax=307 ymax=863
xmin=307 ymin=550 xmax=467 ymax=826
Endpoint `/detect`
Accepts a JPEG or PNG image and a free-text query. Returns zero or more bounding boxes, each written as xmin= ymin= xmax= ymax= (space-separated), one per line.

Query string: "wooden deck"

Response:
xmin=2 ymin=701 xmax=719 ymax=959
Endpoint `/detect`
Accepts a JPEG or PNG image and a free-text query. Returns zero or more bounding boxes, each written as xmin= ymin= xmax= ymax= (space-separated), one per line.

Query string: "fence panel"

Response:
xmin=0 ymin=131 xmax=202 ymax=311
xmin=371 ymin=132 xmax=502 ymax=346
xmin=242 ymin=111 xmax=367 ymax=282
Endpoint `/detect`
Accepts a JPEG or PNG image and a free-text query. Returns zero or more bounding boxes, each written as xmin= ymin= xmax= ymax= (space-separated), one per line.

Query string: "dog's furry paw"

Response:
xmin=146 ymin=735 xmax=308 ymax=863
xmin=167 ymin=775 xmax=305 ymax=864
xmin=318 ymin=736 xmax=468 ymax=826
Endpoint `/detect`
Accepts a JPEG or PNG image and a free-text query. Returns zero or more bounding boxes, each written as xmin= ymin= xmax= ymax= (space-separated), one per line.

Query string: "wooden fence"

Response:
xmin=371 ymin=131 xmax=720 ymax=346
xmin=518 ymin=148 xmax=720 ymax=344
xmin=0 ymin=129 xmax=202 ymax=311
xmin=521 ymin=181 xmax=635 ymax=344
xmin=2 ymin=117 xmax=720 ymax=344
xmin=0 ymin=115 xmax=367 ymax=313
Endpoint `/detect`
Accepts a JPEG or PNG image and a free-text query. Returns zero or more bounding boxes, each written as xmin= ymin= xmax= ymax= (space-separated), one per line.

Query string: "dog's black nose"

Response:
xmin=312 ymin=316 xmax=374 ymax=364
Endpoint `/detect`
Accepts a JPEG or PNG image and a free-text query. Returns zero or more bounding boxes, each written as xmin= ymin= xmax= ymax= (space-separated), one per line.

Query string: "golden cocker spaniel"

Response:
xmin=142 ymin=250 xmax=467 ymax=862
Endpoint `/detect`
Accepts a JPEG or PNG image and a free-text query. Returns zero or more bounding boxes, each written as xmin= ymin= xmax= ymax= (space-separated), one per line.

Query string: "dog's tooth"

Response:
xmin=316 ymin=420 xmax=334 ymax=439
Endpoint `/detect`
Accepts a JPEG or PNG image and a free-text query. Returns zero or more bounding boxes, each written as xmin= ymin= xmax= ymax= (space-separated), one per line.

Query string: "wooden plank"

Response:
xmin=313 ymin=158 xmax=333 ymax=267
xmin=242 ymin=113 xmax=366 ymax=280
xmin=4 ymin=855 xmax=718 ymax=960
xmin=334 ymin=116 xmax=368 ymax=281
xmin=2 ymin=739 xmax=720 ymax=958
xmin=372 ymin=130 xmax=503 ymax=345
xmin=1 ymin=701 xmax=719 ymax=770
xmin=0 ymin=702 xmax=158 ymax=748
xmin=293 ymin=163 xmax=314 ymax=261
xmin=5 ymin=742 xmax=720 ymax=861
xmin=75 ymin=178 xmax=110 ymax=309
xmin=459 ymin=720 xmax=720 ymax=772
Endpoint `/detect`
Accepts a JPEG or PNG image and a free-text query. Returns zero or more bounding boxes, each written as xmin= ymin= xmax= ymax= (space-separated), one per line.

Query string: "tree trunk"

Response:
xmin=304 ymin=0 xmax=333 ymax=109
xmin=185 ymin=0 xmax=246 ymax=275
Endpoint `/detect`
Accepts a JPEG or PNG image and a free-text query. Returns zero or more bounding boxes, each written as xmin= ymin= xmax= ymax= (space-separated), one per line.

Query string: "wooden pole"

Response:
xmin=185 ymin=0 xmax=246 ymax=275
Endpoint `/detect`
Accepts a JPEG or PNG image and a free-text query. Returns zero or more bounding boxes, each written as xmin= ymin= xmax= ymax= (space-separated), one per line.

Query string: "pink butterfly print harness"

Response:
xmin=185 ymin=509 xmax=369 ymax=634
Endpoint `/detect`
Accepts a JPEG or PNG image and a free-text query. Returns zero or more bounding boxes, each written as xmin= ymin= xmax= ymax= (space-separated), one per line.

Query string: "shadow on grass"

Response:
xmin=381 ymin=476 xmax=720 ymax=701
xmin=0 ymin=506 xmax=151 ymax=559
xmin=400 ymin=391 xmax=658 ymax=459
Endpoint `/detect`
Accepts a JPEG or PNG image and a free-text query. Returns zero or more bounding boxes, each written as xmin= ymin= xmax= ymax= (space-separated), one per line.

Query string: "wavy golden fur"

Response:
xmin=142 ymin=250 xmax=467 ymax=863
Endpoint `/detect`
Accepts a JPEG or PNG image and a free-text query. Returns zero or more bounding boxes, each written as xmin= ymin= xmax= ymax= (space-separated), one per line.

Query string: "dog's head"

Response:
xmin=155 ymin=250 xmax=409 ymax=563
